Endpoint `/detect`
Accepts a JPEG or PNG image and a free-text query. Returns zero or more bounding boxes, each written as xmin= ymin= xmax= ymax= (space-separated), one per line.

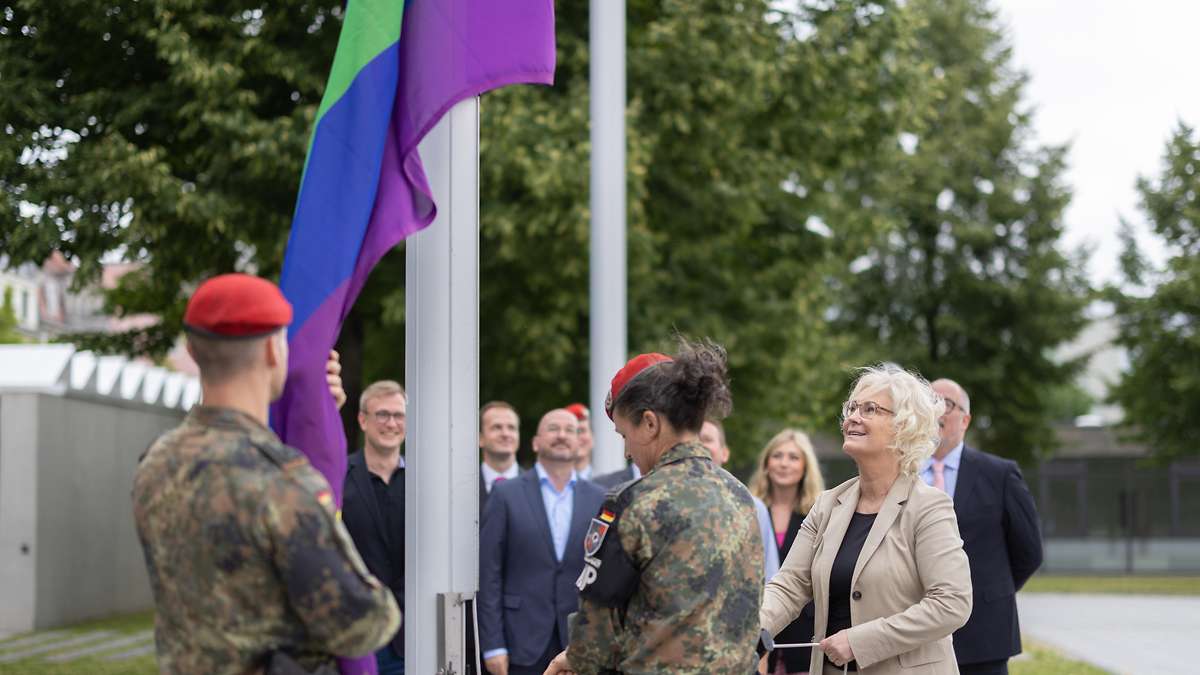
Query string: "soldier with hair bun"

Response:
xmin=132 ymin=274 xmax=400 ymax=675
xmin=544 ymin=338 xmax=763 ymax=675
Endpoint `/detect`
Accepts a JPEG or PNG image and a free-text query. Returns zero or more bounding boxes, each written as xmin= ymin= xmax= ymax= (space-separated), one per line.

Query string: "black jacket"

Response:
xmin=341 ymin=452 xmax=405 ymax=656
xmin=951 ymin=447 xmax=1044 ymax=665
xmin=593 ymin=465 xmax=637 ymax=490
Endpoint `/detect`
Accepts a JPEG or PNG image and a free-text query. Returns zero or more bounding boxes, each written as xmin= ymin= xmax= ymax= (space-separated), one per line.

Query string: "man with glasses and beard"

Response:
xmin=478 ymin=409 xmax=605 ymax=675
xmin=343 ymin=380 xmax=409 ymax=674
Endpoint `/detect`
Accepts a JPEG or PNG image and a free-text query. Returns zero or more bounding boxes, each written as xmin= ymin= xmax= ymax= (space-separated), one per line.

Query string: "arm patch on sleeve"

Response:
xmin=576 ymin=495 xmax=640 ymax=609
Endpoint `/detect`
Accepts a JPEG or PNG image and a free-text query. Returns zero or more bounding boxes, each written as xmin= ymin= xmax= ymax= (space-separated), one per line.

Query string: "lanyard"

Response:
xmin=772 ymin=642 xmax=849 ymax=674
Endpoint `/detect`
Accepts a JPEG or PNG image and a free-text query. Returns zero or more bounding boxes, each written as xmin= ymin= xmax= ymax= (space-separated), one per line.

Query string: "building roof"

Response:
xmin=41 ymin=250 xmax=74 ymax=275
xmin=1050 ymin=425 xmax=1150 ymax=459
xmin=0 ymin=344 xmax=199 ymax=411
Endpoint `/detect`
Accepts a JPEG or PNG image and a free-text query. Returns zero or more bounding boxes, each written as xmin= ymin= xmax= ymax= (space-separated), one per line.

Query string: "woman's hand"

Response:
xmin=819 ymin=630 xmax=854 ymax=666
xmin=542 ymin=651 xmax=575 ymax=675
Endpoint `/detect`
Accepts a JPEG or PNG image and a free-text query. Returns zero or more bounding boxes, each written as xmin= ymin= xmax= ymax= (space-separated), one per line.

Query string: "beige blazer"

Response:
xmin=761 ymin=474 xmax=972 ymax=674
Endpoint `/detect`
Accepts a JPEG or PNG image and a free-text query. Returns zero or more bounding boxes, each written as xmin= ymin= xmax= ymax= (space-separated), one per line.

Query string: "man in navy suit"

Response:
xmin=479 ymin=401 xmax=522 ymax=515
xmin=592 ymin=461 xmax=640 ymax=489
xmin=341 ymin=380 xmax=408 ymax=674
xmin=478 ymin=408 xmax=606 ymax=675
xmin=565 ymin=403 xmax=595 ymax=480
xmin=922 ymin=379 xmax=1044 ymax=675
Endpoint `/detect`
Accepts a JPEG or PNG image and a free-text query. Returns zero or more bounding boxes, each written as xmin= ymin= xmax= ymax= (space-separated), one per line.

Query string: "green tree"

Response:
xmin=0 ymin=1 xmax=343 ymax=353
xmin=474 ymin=0 xmax=936 ymax=461
xmin=831 ymin=0 xmax=1091 ymax=464
xmin=0 ymin=286 xmax=25 ymax=342
xmin=3 ymin=0 xmax=939 ymax=463
xmin=1107 ymin=123 xmax=1200 ymax=461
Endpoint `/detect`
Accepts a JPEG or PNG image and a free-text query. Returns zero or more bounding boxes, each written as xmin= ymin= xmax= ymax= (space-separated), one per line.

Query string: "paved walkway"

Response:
xmin=0 ymin=629 xmax=153 ymax=665
xmin=1018 ymin=592 xmax=1200 ymax=675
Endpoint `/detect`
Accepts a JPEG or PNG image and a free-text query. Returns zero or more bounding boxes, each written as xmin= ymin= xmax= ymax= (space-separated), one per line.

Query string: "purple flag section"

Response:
xmin=271 ymin=1 xmax=555 ymax=673
xmin=272 ymin=0 xmax=555 ymax=499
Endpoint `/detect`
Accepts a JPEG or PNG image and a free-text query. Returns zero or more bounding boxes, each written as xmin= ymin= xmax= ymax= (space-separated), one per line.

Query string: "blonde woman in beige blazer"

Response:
xmin=761 ymin=364 xmax=972 ymax=675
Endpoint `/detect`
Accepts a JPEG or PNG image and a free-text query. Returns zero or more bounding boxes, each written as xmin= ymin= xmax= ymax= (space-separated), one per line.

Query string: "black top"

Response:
xmin=368 ymin=467 xmax=405 ymax=566
xmin=827 ymin=511 xmax=876 ymax=671
xmin=770 ymin=511 xmax=815 ymax=673
xmin=341 ymin=453 xmax=406 ymax=655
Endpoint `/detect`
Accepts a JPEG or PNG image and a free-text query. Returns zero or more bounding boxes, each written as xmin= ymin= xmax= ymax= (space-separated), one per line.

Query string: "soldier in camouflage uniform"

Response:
xmin=132 ymin=274 xmax=400 ymax=674
xmin=546 ymin=342 xmax=763 ymax=675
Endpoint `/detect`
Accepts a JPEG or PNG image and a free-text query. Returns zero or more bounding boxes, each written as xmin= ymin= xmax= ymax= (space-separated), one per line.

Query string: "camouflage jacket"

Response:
xmin=132 ymin=406 xmax=400 ymax=675
xmin=568 ymin=441 xmax=763 ymax=674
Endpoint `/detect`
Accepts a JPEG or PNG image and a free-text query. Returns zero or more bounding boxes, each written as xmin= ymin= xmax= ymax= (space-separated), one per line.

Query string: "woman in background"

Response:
xmin=750 ymin=428 xmax=825 ymax=675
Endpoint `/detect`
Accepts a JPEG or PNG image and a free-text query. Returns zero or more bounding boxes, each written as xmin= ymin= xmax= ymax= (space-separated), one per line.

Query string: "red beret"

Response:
xmin=183 ymin=273 xmax=293 ymax=338
xmin=605 ymin=353 xmax=673 ymax=419
xmin=565 ymin=403 xmax=590 ymax=421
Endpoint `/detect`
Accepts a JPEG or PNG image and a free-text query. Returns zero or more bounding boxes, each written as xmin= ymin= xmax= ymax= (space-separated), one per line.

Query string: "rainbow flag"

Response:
xmin=270 ymin=1 xmax=554 ymax=672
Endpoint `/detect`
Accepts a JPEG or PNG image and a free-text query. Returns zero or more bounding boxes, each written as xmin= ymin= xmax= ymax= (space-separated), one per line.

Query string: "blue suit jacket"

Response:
xmin=951 ymin=446 xmax=1044 ymax=665
xmin=477 ymin=468 xmax=605 ymax=666
xmin=593 ymin=464 xmax=636 ymax=489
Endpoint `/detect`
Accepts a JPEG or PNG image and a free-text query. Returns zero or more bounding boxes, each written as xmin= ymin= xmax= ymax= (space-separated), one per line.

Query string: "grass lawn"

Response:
xmin=0 ymin=611 xmax=1126 ymax=675
xmin=0 ymin=611 xmax=156 ymax=675
xmin=1011 ymin=640 xmax=1111 ymax=675
xmin=1023 ymin=575 xmax=1200 ymax=596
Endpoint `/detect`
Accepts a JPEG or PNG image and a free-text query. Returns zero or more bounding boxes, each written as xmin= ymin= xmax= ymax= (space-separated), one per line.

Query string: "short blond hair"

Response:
xmin=847 ymin=364 xmax=944 ymax=476
xmin=749 ymin=428 xmax=825 ymax=515
xmin=360 ymin=380 xmax=405 ymax=412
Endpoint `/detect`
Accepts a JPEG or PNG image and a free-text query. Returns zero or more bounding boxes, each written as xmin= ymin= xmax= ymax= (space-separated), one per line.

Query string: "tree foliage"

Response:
xmin=0 ymin=0 xmax=344 ymax=352
xmin=475 ymin=0 xmax=935 ymax=461
xmin=0 ymin=286 xmax=24 ymax=342
xmin=2 ymin=0 xmax=1094 ymax=465
xmin=830 ymin=0 xmax=1091 ymax=463
xmin=1107 ymin=123 xmax=1200 ymax=461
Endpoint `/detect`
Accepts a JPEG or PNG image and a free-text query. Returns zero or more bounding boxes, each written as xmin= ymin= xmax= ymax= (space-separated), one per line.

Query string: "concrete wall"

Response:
xmin=0 ymin=394 xmax=39 ymax=634
xmin=0 ymin=391 xmax=183 ymax=632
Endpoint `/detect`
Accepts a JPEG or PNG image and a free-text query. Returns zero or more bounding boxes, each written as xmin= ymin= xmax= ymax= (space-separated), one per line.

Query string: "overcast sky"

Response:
xmin=995 ymin=0 xmax=1200 ymax=285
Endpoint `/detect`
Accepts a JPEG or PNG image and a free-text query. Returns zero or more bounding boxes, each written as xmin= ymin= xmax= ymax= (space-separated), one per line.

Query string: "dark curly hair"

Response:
xmin=610 ymin=337 xmax=733 ymax=433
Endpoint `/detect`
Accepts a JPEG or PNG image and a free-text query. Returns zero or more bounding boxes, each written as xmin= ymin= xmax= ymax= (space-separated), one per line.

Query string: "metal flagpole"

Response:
xmin=406 ymin=96 xmax=481 ymax=675
xmin=589 ymin=0 xmax=628 ymax=475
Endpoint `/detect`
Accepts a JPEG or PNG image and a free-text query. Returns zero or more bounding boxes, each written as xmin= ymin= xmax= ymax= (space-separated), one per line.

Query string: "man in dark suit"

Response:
xmin=479 ymin=400 xmax=521 ymax=514
xmin=592 ymin=461 xmax=640 ymax=489
xmin=478 ymin=408 xmax=605 ymax=675
xmin=341 ymin=380 xmax=408 ymax=674
xmin=565 ymin=403 xmax=594 ymax=480
xmin=922 ymin=379 xmax=1044 ymax=675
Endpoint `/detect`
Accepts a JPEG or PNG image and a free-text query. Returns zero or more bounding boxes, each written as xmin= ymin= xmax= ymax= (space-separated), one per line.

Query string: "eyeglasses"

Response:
xmin=841 ymin=400 xmax=895 ymax=421
xmin=371 ymin=411 xmax=406 ymax=424
xmin=941 ymin=397 xmax=964 ymax=414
